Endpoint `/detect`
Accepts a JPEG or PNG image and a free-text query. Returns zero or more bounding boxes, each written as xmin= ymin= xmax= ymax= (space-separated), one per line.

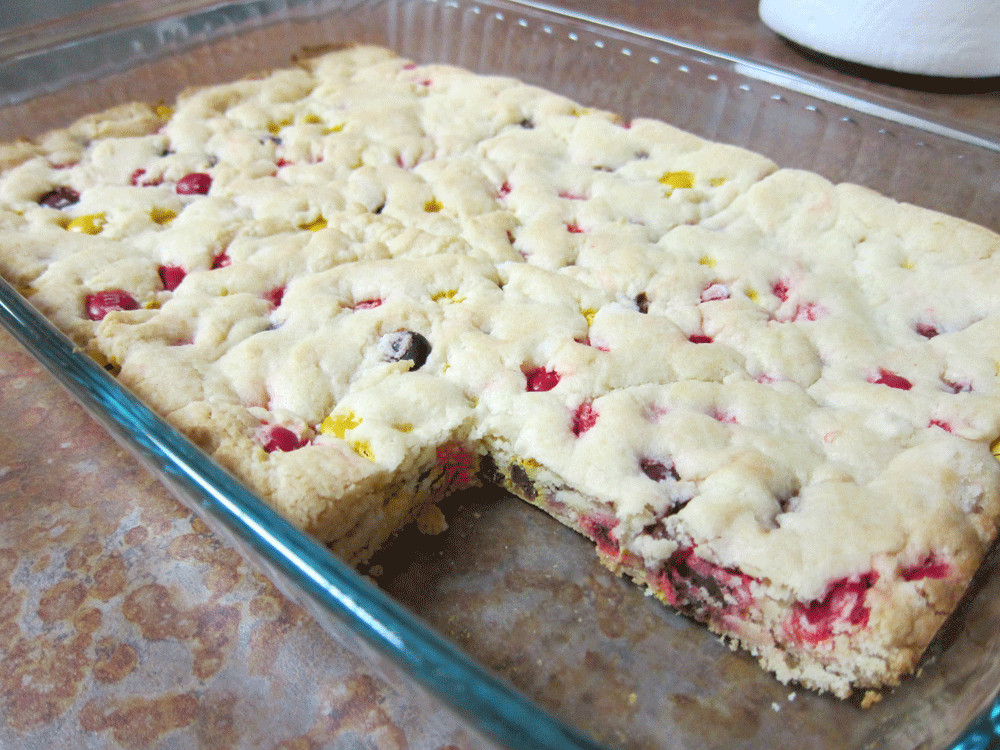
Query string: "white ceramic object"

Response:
xmin=759 ymin=0 xmax=1000 ymax=77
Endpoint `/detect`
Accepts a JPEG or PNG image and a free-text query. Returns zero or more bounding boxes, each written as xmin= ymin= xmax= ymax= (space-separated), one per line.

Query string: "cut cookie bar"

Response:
xmin=1 ymin=44 xmax=999 ymax=702
xmin=453 ymin=169 xmax=1000 ymax=699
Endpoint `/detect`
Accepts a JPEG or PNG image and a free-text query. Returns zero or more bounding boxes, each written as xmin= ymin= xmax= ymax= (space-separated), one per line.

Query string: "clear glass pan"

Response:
xmin=1 ymin=1 xmax=999 ymax=748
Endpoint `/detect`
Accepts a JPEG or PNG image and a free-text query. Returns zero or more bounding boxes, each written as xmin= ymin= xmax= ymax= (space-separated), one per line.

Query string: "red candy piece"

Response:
xmin=434 ymin=441 xmax=477 ymax=498
xmin=656 ymin=547 xmax=757 ymax=615
xmin=700 ymin=283 xmax=730 ymax=303
xmin=771 ymin=279 xmax=790 ymax=302
xmin=129 ymin=168 xmax=162 ymax=187
xmin=640 ymin=458 xmax=679 ymax=483
xmin=86 ymin=290 xmax=138 ymax=321
xmin=353 ymin=298 xmax=383 ymax=310
xmin=176 ymin=172 xmax=212 ymax=195
xmin=712 ymin=410 xmax=738 ymax=424
xmin=263 ymin=287 xmax=285 ymax=309
xmin=900 ymin=553 xmax=951 ymax=582
xmin=785 ymin=571 xmax=878 ymax=645
xmin=497 ymin=181 xmax=512 ymax=198
xmin=688 ymin=333 xmax=713 ymax=344
xmin=524 ymin=366 xmax=560 ymax=392
xmin=871 ymin=368 xmax=912 ymax=390
xmin=211 ymin=251 xmax=231 ymax=269
xmin=944 ymin=378 xmax=973 ymax=394
xmin=566 ymin=222 xmax=584 ymax=234
xmin=158 ymin=264 xmax=186 ymax=291
xmin=581 ymin=513 xmax=620 ymax=558
xmin=572 ymin=402 xmax=598 ymax=436
xmin=929 ymin=419 xmax=953 ymax=433
xmin=261 ymin=425 xmax=305 ymax=453
xmin=574 ymin=336 xmax=610 ymax=352
xmin=792 ymin=302 xmax=826 ymax=322
xmin=915 ymin=321 xmax=939 ymax=339
xmin=38 ymin=186 xmax=80 ymax=209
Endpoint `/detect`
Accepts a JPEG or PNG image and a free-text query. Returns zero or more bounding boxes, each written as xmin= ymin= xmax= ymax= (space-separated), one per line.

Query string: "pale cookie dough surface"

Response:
xmin=1 ymin=44 xmax=999 ymax=701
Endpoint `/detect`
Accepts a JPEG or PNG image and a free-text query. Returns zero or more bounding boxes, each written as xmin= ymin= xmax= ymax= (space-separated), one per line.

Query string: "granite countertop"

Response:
xmin=1 ymin=2 xmax=997 ymax=748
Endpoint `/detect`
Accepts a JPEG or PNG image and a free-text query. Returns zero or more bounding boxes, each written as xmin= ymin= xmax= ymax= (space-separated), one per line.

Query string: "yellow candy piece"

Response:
xmin=154 ymin=103 xmax=174 ymax=119
xmin=432 ymin=289 xmax=464 ymax=303
xmin=745 ymin=288 xmax=759 ymax=302
xmin=300 ymin=217 xmax=327 ymax=232
xmin=88 ymin=349 xmax=120 ymax=374
xmin=321 ymin=411 xmax=362 ymax=439
xmin=267 ymin=117 xmax=293 ymax=134
xmin=394 ymin=423 xmax=414 ymax=433
xmin=659 ymin=171 xmax=695 ymax=190
xmin=150 ymin=207 xmax=177 ymax=225
xmin=698 ymin=255 xmax=716 ymax=268
xmin=65 ymin=213 xmax=106 ymax=235
xmin=302 ymin=113 xmax=322 ymax=124
xmin=424 ymin=198 xmax=443 ymax=213
xmin=325 ymin=123 xmax=345 ymax=134
xmin=351 ymin=440 xmax=376 ymax=461
xmin=991 ymin=436 xmax=1000 ymax=458
xmin=582 ymin=308 xmax=598 ymax=326
xmin=709 ymin=176 xmax=727 ymax=187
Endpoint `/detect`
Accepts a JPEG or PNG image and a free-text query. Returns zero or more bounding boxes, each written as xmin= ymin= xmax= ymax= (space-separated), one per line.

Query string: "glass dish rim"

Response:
xmin=0 ymin=0 xmax=997 ymax=152
xmin=0 ymin=1 xmax=998 ymax=747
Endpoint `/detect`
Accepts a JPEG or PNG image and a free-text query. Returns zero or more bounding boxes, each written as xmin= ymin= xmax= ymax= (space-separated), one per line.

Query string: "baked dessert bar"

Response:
xmin=1 ymin=45 xmax=999 ymax=703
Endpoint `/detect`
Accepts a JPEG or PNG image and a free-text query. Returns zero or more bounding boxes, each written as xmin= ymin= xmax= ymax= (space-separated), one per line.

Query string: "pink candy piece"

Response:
xmin=353 ymin=298 xmax=383 ymax=310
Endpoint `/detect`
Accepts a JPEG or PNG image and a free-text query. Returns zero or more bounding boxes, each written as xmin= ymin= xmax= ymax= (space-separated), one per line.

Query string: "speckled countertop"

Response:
xmin=1 ymin=2 xmax=997 ymax=748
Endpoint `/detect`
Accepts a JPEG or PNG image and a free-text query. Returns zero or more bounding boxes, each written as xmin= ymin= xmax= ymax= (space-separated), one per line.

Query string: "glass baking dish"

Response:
xmin=1 ymin=1 xmax=999 ymax=748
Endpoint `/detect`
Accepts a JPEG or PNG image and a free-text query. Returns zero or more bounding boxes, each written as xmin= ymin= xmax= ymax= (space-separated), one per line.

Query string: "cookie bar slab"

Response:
xmin=2 ymin=44 xmax=1000 ymax=703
